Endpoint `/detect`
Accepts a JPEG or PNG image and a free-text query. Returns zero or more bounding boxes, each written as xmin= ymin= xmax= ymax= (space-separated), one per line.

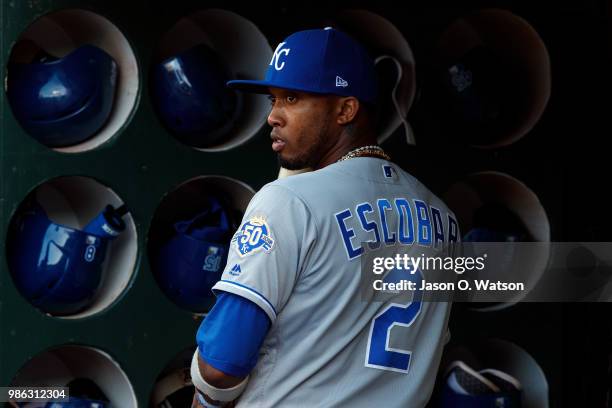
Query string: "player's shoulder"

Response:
xmin=252 ymin=172 xmax=318 ymax=207
xmin=264 ymin=168 xmax=327 ymax=195
xmin=250 ymin=170 xmax=334 ymax=214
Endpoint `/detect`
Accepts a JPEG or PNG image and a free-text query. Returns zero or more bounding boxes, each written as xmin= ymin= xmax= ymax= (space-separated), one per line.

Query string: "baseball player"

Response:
xmin=190 ymin=28 xmax=459 ymax=408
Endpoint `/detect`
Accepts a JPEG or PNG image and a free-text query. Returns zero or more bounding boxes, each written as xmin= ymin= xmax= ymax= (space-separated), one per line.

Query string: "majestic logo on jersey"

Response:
xmin=229 ymin=264 xmax=242 ymax=276
xmin=232 ymin=216 xmax=275 ymax=257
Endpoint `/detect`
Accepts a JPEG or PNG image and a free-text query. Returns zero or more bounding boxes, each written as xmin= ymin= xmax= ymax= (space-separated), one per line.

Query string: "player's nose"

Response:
xmin=267 ymin=106 xmax=284 ymax=128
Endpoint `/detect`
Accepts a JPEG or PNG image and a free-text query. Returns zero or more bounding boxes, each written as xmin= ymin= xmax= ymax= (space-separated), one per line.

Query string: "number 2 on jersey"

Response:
xmin=365 ymin=269 xmax=423 ymax=374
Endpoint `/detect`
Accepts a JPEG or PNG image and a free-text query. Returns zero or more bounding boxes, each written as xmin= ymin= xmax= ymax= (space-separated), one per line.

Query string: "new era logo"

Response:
xmin=336 ymin=76 xmax=348 ymax=87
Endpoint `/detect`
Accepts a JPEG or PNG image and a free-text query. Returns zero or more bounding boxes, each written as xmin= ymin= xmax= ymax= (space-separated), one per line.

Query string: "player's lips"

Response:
xmin=271 ymin=133 xmax=286 ymax=152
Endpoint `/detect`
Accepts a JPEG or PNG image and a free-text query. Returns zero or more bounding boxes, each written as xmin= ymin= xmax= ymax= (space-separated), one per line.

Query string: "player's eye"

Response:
xmin=286 ymin=95 xmax=297 ymax=104
xmin=268 ymin=95 xmax=276 ymax=106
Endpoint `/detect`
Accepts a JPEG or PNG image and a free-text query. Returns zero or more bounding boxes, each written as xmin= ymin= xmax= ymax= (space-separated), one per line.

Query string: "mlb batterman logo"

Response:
xmin=232 ymin=216 xmax=275 ymax=257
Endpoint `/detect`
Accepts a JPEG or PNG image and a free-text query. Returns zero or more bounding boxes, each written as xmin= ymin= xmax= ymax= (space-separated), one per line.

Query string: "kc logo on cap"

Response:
xmin=270 ymin=42 xmax=291 ymax=71
xmin=228 ymin=28 xmax=377 ymax=104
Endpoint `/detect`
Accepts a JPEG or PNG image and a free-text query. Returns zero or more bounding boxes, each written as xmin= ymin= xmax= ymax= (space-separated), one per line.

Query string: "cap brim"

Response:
xmin=226 ymin=79 xmax=331 ymax=97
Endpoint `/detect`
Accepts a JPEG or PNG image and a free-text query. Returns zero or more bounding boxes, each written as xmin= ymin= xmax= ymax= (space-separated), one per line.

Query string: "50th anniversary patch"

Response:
xmin=232 ymin=216 xmax=275 ymax=257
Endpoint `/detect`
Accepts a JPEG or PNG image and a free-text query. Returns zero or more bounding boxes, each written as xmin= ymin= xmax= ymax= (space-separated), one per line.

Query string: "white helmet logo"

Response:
xmin=270 ymin=42 xmax=291 ymax=71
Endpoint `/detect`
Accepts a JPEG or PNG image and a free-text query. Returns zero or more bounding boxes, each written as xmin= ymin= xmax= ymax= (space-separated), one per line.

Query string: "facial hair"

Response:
xmin=278 ymin=114 xmax=331 ymax=170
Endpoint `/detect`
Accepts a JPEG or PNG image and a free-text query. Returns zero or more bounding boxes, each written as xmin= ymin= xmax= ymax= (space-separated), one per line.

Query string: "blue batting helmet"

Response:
xmin=7 ymin=199 xmax=126 ymax=315
xmin=150 ymin=44 xmax=242 ymax=148
xmin=153 ymin=196 xmax=234 ymax=313
xmin=440 ymin=361 xmax=522 ymax=408
xmin=6 ymin=43 xmax=118 ymax=148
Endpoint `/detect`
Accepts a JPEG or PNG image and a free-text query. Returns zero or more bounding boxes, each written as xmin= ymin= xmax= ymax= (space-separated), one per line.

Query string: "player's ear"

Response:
xmin=336 ymin=97 xmax=360 ymax=125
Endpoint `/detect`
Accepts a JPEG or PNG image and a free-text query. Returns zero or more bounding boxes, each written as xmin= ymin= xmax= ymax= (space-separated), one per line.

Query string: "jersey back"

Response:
xmin=212 ymin=157 xmax=459 ymax=408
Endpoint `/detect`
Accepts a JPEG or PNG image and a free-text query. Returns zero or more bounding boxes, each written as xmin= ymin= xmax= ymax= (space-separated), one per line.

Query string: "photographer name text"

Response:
xmin=373 ymin=279 xmax=525 ymax=292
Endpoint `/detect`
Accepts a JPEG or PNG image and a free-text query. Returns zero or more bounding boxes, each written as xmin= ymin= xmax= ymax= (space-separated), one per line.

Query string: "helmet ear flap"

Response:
xmin=7 ymin=196 xmax=119 ymax=316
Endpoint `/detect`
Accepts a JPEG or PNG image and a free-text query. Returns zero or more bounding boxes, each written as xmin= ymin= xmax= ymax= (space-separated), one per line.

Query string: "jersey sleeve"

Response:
xmin=212 ymin=184 xmax=317 ymax=323
xmin=197 ymin=292 xmax=271 ymax=377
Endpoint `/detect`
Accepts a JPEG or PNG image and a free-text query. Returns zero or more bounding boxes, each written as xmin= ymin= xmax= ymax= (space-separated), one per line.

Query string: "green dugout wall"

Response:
xmin=0 ymin=1 xmax=278 ymax=405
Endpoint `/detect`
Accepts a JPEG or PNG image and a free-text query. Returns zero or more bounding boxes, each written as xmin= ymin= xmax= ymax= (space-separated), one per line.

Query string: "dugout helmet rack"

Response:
xmin=6 ymin=176 xmax=138 ymax=319
xmin=443 ymin=171 xmax=551 ymax=312
xmin=437 ymin=338 xmax=550 ymax=408
xmin=5 ymin=8 xmax=140 ymax=153
xmin=147 ymin=175 xmax=255 ymax=314
xmin=153 ymin=9 xmax=273 ymax=152
xmin=1 ymin=2 xmax=275 ymax=405
xmin=424 ymin=8 xmax=551 ymax=149
xmin=8 ymin=344 xmax=138 ymax=408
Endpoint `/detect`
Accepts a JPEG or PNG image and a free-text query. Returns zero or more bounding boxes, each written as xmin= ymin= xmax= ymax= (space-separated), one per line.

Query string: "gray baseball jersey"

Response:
xmin=212 ymin=157 xmax=459 ymax=407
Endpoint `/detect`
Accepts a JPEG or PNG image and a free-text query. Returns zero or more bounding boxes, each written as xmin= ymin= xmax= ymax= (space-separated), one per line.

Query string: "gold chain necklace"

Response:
xmin=337 ymin=145 xmax=391 ymax=162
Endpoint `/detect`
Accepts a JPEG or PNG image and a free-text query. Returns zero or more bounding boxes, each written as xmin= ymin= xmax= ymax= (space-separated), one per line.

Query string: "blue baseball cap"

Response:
xmin=227 ymin=28 xmax=377 ymax=104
